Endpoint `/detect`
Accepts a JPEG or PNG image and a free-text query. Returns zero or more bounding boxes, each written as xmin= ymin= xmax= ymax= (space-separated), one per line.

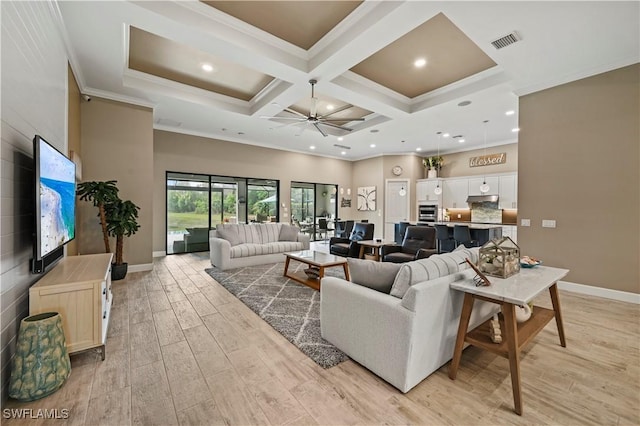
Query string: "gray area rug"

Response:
xmin=205 ymin=261 xmax=349 ymax=368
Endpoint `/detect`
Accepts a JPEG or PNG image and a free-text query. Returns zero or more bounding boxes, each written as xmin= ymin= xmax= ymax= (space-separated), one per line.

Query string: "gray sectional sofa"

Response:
xmin=209 ymin=222 xmax=310 ymax=270
xmin=320 ymin=246 xmax=499 ymax=393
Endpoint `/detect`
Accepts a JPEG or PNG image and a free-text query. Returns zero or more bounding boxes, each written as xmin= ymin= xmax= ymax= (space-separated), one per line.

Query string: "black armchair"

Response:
xmin=381 ymin=226 xmax=437 ymax=263
xmin=329 ymin=222 xmax=374 ymax=258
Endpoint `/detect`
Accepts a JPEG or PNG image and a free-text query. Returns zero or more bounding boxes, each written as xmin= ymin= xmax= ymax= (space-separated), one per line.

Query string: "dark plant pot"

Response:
xmin=111 ymin=262 xmax=128 ymax=281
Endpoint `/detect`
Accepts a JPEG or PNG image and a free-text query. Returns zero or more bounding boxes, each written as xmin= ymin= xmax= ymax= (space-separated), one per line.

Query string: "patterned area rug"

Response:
xmin=205 ymin=261 xmax=349 ymax=368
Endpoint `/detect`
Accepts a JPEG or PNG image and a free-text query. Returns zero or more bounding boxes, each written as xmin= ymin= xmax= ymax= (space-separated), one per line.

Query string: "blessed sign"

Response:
xmin=469 ymin=152 xmax=507 ymax=167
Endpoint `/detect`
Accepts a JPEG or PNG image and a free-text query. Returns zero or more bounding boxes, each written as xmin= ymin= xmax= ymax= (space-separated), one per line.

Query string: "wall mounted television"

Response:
xmin=31 ymin=135 xmax=76 ymax=273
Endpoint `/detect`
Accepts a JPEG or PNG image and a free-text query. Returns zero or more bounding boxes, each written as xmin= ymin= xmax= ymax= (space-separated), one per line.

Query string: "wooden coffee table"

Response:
xmin=283 ymin=250 xmax=350 ymax=291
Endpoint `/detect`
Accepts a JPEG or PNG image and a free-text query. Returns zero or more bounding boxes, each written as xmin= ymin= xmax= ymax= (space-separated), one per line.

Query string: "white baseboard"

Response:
xmin=128 ymin=263 xmax=153 ymax=273
xmin=153 ymin=251 xmax=166 ymax=258
xmin=558 ymin=280 xmax=640 ymax=304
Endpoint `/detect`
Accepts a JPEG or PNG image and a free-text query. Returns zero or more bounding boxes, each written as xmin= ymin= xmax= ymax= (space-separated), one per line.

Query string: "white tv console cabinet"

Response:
xmin=29 ymin=253 xmax=113 ymax=360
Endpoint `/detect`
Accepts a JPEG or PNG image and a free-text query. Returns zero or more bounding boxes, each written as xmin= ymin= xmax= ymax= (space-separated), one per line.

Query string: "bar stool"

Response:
xmin=453 ymin=225 xmax=479 ymax=248
xmin=435 ymin=224 xmax=454 ymax=253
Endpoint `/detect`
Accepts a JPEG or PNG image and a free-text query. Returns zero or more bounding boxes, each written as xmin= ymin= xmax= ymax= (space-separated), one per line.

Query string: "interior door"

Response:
xmin=385 ymin=179 xmax=410 ymax=241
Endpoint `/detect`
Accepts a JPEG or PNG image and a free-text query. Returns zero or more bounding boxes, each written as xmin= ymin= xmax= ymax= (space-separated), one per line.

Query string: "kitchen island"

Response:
xmin=394 ymin=222 xmax=503 ymax=250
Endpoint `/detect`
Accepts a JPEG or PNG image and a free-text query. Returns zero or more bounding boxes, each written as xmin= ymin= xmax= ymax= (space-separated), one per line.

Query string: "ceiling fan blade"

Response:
xmin=320 ymin=103 xmax=355 ymax=118
xmin=318 ymin=121 xmax=354 ymax=132
xmin=275 ymin=121 xmax=305 ymax=129
xmin=320 ymin=117 xmax=365 ymax=122
xmin=313 ymin=122 xmax=328 ymax=137
xmin=260 ymin=116 xmax=306 ymax=120
xmin=283 ymin=107 xmax=308 ymax=118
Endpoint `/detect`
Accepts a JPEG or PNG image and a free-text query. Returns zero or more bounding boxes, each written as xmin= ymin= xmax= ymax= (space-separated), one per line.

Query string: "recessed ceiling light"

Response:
xmin=505 ymin=110 xmax=515 ymax=116
xmin=414 ymin=58 xmax=427 ymax=68
xmin=458 ymin=100 xmax=472 ymax=107
xmin=442 ymin=133 xmax=450 ymax=138
xmin=201 ymin=63 xmax=214 ymax=72
xmin=459 ymin=139 xmax=465 ymax=143
xmin=341 ymin=151 xmax=346 ymax=155
xmin=337 ymin=137 xmax=344 ymax=141
xmin=327 ymin=104 xmax=334 ymax=111
xmin=310 ymin=145 xmax=316 ymax=150
xmin=512 ymin=128 xmax=520 ymax=132
xmin=370 ymin=144 xmax=376 ymax=148
xmin=416 ymin=147 xmax=422 ymax=152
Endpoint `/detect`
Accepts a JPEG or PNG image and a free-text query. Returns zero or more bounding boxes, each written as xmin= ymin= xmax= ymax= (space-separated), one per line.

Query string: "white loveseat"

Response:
xmin=210 ymin=223 xmax=310 ymax=270
xmin=320 ymin=247 xmax=499 ymax=393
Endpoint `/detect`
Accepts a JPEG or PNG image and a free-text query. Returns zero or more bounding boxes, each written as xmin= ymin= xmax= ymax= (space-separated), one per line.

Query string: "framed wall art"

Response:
xmin=357 ymin=186 xmax=376 ymax=211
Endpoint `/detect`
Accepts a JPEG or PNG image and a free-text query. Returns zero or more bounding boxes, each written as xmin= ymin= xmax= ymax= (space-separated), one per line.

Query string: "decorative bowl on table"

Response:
xmin=520 ymin=256 xmax=541 ymax=268
xmin=304 ymin=266 xmax=321 ymax=279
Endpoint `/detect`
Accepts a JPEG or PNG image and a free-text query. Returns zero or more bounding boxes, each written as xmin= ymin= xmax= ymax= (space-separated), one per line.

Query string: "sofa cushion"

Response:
xmin=256 ymin=223 xmax=281 ymax=244
xmin=347 ymin=258 xmax=402 ymax=294
xmin=279 ymin=224 xmax=299 ymax=242
xmin=229 ymin=243 xmax=273 ymax=258
xmin=215 ymin=226 xmax=242 ymax=246
xmin=389 ymin=247 xmax=480 ymax=298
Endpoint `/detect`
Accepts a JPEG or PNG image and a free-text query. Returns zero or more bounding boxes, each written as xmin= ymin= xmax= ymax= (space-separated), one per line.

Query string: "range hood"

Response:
xmin=466 ymin=195 xmax=499 ymax=204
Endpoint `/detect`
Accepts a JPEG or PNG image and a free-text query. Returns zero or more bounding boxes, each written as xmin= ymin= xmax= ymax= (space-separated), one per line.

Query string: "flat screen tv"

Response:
xmin=31 ymin=135 xmax=76 ymax=273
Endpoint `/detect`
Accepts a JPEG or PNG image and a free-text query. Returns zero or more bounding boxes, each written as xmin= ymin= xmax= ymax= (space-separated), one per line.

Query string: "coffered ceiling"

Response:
xmin=58 ymin=1 xmax=639 ymax=160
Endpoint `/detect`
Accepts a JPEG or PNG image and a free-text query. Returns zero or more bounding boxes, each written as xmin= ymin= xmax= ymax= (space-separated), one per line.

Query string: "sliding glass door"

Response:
xmin=166 ymin=172 xmax=280 ymax=254
xmin=291 ymin=182 xmax=337 ymax=241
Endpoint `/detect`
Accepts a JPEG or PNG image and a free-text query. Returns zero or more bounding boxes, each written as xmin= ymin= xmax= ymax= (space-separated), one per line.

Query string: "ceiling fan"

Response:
xmin=262 ymin=79 xmax=365 ymax=137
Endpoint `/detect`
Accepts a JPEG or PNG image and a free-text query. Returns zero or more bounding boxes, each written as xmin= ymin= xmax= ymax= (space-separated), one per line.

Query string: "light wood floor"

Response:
xmin=4 ymin=251 xmax=639 ymax=425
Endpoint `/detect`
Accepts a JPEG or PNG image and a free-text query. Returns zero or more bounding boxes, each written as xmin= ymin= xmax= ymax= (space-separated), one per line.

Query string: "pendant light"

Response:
xmin=399 ymin=184 xmax=407 ymax=197
xmin=479 ymin=120 xmax=490 ymax=193
xmin=434 ymin=132 xmax=443 ymax=195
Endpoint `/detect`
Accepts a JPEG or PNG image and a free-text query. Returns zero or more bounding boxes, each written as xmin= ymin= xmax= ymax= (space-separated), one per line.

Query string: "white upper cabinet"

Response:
xmin=499 ymin=174 xmax=518 ymax=209
xmin=443 ymin=178 xmax=469 ymax=208
xmin=416 ymin=179 xmax=442 ymax=202
xmin=468 ymin=176 xmax=500 ymax=196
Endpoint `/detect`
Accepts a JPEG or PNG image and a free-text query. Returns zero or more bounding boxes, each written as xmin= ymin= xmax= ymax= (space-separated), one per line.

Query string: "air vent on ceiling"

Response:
xmin=333 ymin=144 xmax=351 ymax=150
xmin=490 ymin=31 xmax=521 ymax=50
xmin=156 ymin=118 xmax=182 ymax=127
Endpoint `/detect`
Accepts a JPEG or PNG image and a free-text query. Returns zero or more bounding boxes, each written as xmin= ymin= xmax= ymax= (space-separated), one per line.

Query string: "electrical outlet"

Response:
xmin=542 ymin=219 xmax=556 ymax=228
xmin=521 ymin=219 xmax=530 ymax=227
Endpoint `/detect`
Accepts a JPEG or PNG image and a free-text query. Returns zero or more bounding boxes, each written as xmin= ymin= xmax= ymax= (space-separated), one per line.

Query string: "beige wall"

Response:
xmin=79 ymin=98 xmax=154 ymax=268
xmin=519 ymin=64 xmax=639 ymax=294
xmin=67 ymin=65 xmax=81 ymax=256
xmin=439 ymin=143 xmax=518 ymax=178
xmin=153 ymin=131 xmax=353 ymax=252
xmin=351 ymin=156 xmax=385 ymax=237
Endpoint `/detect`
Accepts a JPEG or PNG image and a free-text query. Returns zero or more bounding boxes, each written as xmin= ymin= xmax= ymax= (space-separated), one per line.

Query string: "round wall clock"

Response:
xmin=392 ymin=165 xmax=403 ymax=176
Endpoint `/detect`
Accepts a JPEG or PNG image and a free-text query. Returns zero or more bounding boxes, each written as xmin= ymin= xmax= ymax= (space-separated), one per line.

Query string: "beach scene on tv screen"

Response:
xmin=39 ymin=140 xmax=75 ymax=257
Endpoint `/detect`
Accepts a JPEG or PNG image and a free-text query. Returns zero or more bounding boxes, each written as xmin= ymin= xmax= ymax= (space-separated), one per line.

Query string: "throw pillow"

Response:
xmin=347 ymin=258 xmax=402 ymax=294
xmin=279 ymin=224 xmax=300 ymax=242
xmin=215 ymin=227 xmax=242 ymax=246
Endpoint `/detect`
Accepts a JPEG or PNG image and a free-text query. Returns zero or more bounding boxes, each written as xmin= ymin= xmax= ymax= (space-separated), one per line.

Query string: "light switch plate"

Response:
xmin=521 ymin=219 xmax=530 ymax=227
xmin=542 ymin=219 xmax=556 ymax=228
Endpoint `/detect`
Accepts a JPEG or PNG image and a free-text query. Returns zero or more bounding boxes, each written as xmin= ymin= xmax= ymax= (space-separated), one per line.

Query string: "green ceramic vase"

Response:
xmin=9 ymin=312 xmax=71 ymax=401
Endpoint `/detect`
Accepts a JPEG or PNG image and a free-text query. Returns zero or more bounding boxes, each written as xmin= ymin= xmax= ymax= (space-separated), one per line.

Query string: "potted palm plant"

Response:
xmin=105 ymin=198 xmax=140 ymax=280
xmin=77 ymin=180 xmax=119 ymax=253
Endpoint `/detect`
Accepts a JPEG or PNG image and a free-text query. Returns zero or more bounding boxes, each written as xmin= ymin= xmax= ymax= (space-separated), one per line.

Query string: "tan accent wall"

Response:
xmin=518 ymin=64 xmax=639 ymax=294
xmin=79 ymin=98 xmax=154 ymax=267
xmin=439 ymin=143 xmax=518 ymax=178
xmin=67 ymin=64 xmax=81 ymax=256
xmin=153 ymin=131 xmax=353 ymax=252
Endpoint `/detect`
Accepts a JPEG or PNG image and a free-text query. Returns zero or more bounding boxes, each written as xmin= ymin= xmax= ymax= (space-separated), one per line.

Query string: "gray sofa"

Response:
xmin=210 ymin=222 xmax=310 ymax=270
xmin=320 ymin=246 xmax=499 ymax=393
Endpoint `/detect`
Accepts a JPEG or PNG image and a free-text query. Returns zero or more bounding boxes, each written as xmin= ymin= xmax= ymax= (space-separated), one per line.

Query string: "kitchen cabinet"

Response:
xmin=468 ymin=176 xmax=500 ymax=196
xmin=416 ymin=179 xmax=442 ymax=202
xmin=29 ymin=253 xmax=113 ymax=360
xmin=443 ymin=178 xmax=469 ymax=208
xmin=499 ymin=174 xmax=518 ymax=209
